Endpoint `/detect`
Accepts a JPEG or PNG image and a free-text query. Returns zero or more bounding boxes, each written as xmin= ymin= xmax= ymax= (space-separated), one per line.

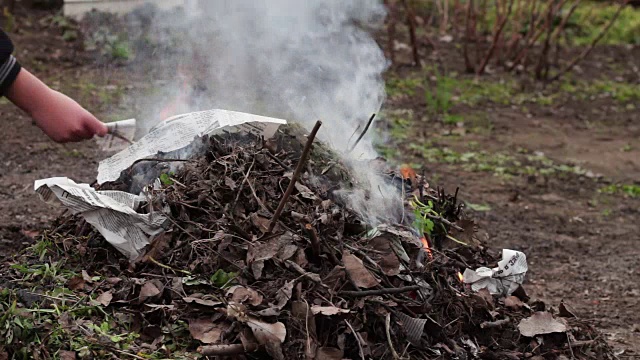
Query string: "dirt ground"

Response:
xmin=0 ymin=5 xmax=638 ymax=358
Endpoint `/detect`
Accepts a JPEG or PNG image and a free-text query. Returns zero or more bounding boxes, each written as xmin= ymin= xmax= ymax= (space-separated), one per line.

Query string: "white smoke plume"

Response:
xmin=125 ymin=0 xmax=402 ymax=224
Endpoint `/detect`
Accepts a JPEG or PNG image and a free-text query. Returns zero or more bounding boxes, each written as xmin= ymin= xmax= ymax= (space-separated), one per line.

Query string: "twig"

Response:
xmin=267 ymin=121 xmax=322 ymax=234
xmin=340 ymin=285 xmax=420 ymax=297
xmin=480 ymin=317 xmax=511 ymax=329
xmin=108 ymin=130 xmax=133 ymax=144
xmin=198 ymin=343 xmax=258 ymax=356
xmin=345 ymin=320 xmax=366 ymax=360
xmin=567 ymin=332 xmax=576 ymax=359
xmin=401 ymin=0 xmax=420 ymax=65
xmin=477 ymin=0 xmax=514 ymax=75
xmin=550 ymin=0 xmax=629 ymax=82
xmin=264 ymin=150 xmax=291 ymax=171
xmin=305 ymin=224 xmax=321 ymax=261
xmin=285 ymin=260 xmax=324 ymax=284
xmin=426 ymin=213 xmax=463 ymax=231
xmin=463 ymin=0 xmax=475 ymax=72
xmin=348 ymin=113 xmax=376 ymax=152
xmin=386 ymin=0 xmax=397 ymax=65
xmin=386 ymin=313 xmax=401 ymax=360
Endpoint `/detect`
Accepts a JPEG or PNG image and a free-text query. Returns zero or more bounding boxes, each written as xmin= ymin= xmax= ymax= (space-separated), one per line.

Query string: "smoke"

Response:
xmin=124 ymin=0 xmax=401 ymax=225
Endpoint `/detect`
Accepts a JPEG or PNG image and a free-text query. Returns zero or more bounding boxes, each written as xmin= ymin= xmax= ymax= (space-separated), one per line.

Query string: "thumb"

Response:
xmin=87 ymin=116 xmax=108 ymax=137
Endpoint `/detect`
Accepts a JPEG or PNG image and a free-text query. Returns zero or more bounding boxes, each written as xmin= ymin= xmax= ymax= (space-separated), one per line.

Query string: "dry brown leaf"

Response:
xmin=294 ymin=182 xmax=318 ymax=200
xmin=370 ymin=237 xmax=400 ymax=276
xmin=250 ymin=213 xmax=271 ymax=233
xmin=81 ymin=270 xmax=93 ymax=283
xmin=189 ymin=318 xmax=224 ymax=344
xmin=504 ymin=296 xmax=524 ymax=310
xmin=183 ymin=294 xmax=222 ymax=307
xmin=310 ymin=305 xmax=350 ymax=316
xmin=227 ymin=286 xmax=263 ymax=306
xmin=67 ymin=276 xmax=85 ymax=291
xmin=225 ymin=176 xmax=237 ymax=190
xmin=94 ymin=291 xmax=113 ymax=307
xmin=316 ymin=347 xmax=344 ymax=360
xmin=323 ymin=265 xmax=346 ymax=289
xmin=559 ymin=301 xmax=577 ymax=318
xmin=293 ymin=248 xmax=308 ymax=268
xmin=106 ymin=277 xmax=122 ymax=285
xmin=247 ymin=233 xmax=293 ymax=263
xmin=247 ymin=318 xmax=286 ymax=345
xmin=518 ymin=312 xmax=567 ymax=337
xmin=139 ymin=280 xmax=163 ymax=302
xmin=59 ymin=351 xmax=76 ymax=360
xmin=342 ymin=251 xmax=379 ymax=289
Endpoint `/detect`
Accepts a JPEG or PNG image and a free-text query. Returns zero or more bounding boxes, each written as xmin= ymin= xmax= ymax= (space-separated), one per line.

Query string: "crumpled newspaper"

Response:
xmin=35 ymin=109 xmax=287 ymax=260
xmin=462 ymin=249 xmax=527 ymax=295
xmin=34 ymin=177 xmax=167 ymax=259
xmin=97 ymin=109 xmax=286 ymax=184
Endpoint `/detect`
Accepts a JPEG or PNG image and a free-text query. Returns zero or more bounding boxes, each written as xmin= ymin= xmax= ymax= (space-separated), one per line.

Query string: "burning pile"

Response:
xmin=0 ymin=120 xmax=616 ymax=359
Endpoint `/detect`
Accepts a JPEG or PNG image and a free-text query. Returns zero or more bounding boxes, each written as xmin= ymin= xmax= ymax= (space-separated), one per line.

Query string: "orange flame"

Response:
xmin=159 ymin=66 xmax=191 ymax=120
xmin=457 ymin=272 xmax=464 ymax=282
xmin=421 ymin=237 xmax=433 ymax=260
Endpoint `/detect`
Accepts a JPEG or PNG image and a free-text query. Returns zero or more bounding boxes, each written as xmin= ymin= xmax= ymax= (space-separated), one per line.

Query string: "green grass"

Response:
xmin=572 ymin=2 xmax=640 ymax=45
xmin=599 ymin=184 xmax=640 ymax=198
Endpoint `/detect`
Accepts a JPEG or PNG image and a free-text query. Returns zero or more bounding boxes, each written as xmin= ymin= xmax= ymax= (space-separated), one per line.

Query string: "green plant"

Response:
xmin=424 ymin=71 xmax=456 ymax=116
xmin=159 ymin=173 xmax=174 ymax=186
xmin=599 ymin=184 xmax=640 ymax=198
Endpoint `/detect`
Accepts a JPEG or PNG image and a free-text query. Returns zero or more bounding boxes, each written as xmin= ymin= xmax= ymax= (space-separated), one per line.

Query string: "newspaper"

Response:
xmin=34 ymin=177 xmax=167 ymax=259
xmin=97 ymin=109 xmax=287 ymax=184
xmin=462 ymin=249 xmax=528 ymax=295
xmin=96 ymin=119 xmax=138 ymax=152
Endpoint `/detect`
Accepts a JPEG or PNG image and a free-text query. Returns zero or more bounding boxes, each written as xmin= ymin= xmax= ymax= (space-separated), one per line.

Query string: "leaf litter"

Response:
xmin=0 ymin=124 xmax=616 ymax=359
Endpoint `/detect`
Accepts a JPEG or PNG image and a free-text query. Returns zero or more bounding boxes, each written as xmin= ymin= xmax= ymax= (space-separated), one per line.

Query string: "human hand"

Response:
xmin=31 ymin=90 xmax=108 ymax=143
xmin=5 ymin=69 xmax=108 ymax=143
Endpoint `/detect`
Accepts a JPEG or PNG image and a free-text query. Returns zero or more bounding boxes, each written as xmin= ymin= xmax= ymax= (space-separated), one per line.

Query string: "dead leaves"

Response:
xmin=189 ymin=318 xmax=224 ymax=344
xmin=227 ymin=285 xmax=263 ymax=306
xmin=342 ymin=251 xmax=379 ymax=289
xmin=518 ymin=312 xmax=568 ymax=337
xmin=139 ymin=280 xmax=164 ymax=303
xmin=310 ymin=305 xmax=350 ymax=316
xmin=92 ymin=291 xmax=113 ymax=307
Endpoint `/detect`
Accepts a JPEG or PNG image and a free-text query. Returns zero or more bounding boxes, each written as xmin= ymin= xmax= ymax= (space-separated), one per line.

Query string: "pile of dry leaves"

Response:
xmin=0 ymin=124 xmax=616 ymax=359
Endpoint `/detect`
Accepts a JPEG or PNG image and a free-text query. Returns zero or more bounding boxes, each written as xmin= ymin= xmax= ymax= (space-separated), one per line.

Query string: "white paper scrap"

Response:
xmin=463 ymin=249 xmax=527 ymax=295
xmin=34 ymin=177 xmax=167 ymax=259
xmin=97 ymin=109 xmax=287 ymax=184
xmin=96 ymin=119 xmax=137 ymax=152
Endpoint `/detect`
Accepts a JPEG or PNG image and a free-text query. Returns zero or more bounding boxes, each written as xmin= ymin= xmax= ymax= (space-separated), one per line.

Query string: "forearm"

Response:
xmin=5 ymin=68 xmax=55 ymax=117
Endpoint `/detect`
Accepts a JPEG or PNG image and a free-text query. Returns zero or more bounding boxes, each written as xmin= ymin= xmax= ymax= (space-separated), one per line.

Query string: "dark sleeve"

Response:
xmin=0 ymin=29 xmax=22 ymax=96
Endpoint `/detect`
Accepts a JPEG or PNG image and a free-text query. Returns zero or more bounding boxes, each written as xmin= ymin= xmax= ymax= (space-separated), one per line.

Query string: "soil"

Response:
xmin=0 ymin=4 xmax=638 ymax=358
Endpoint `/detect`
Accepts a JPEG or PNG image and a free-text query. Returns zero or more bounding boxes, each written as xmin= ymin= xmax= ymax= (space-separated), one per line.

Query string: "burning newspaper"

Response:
xmin=35 ymin=109 xmax=287 ymax=259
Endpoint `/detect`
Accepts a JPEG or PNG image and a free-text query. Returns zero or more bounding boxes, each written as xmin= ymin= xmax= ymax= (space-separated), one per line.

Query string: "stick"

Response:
xmin=401 ymin=0 xmax=420 ymax=65
xmin=305 ymin=223 xmax=321 ymax=260
xmin=550 ymin=0 xmax=629 ymax=82
xmin=476 ymin=0 xmax=514 ymax=75
xmin=345 ymin=320 xmax=366 ymax=360
xmin=264 ymin=150 xmax=292 ymax=171
xmin=463 ymin=0 xmax=475 ymax=72
xmin=348 ymin=113 xmax=376 ymax=152
xmin=198 ymin=344 xmax=258 ymax=356
xmin=386 ymin=313 xmax=401 ymax=360
xmin=480 ymin=317 xmax=510 ymax=329
xmin=340 ymin=285 xmax=420 ymax=297
xmin=426 ymin=214 xmax=464 ymax=231
xmin=267 ymin=121 xmax=322 ymax=234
